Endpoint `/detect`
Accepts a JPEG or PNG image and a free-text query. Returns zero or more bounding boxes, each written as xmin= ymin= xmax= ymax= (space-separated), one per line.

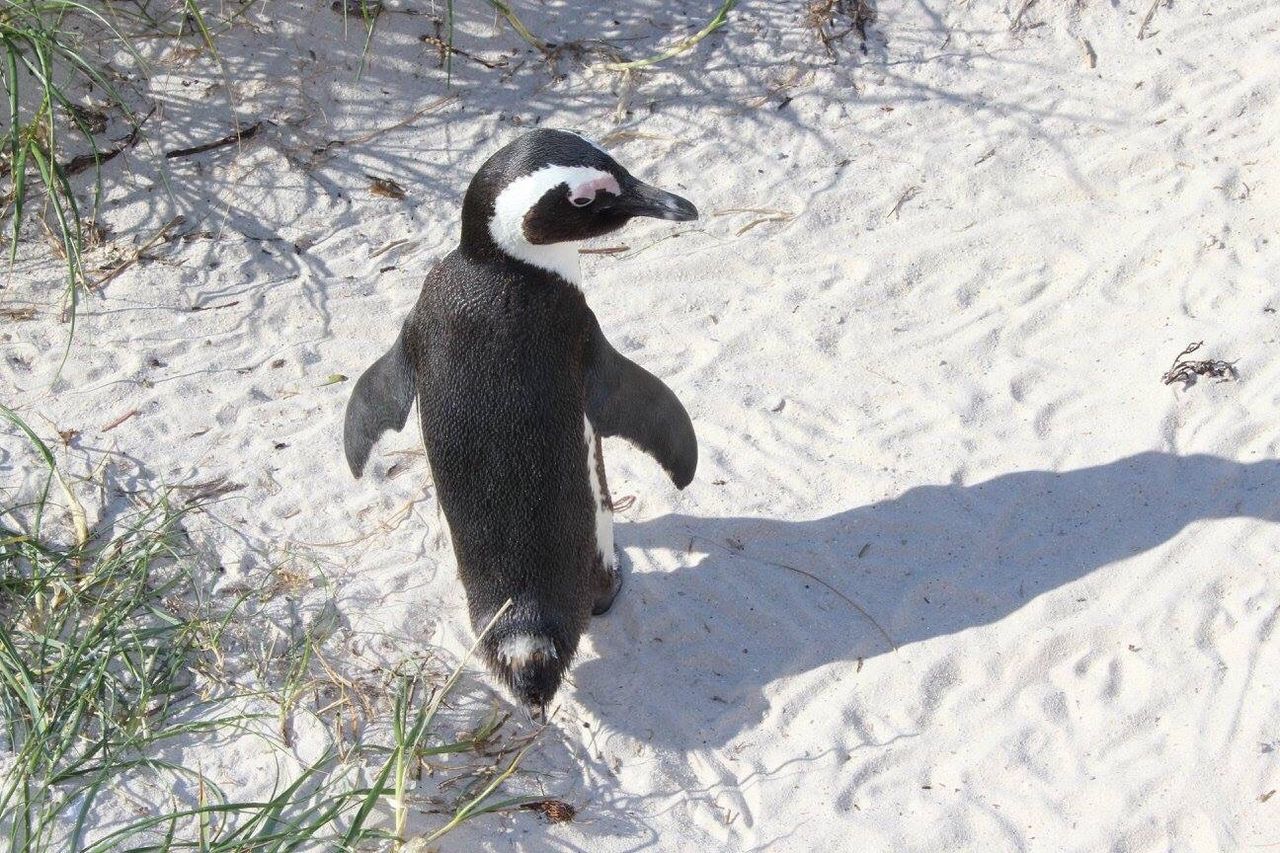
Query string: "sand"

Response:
xmin=3 ymin=0 xmax=1280 ymax=849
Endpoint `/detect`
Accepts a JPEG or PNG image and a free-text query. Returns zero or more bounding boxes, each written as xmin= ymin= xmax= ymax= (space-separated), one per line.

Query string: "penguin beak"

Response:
xmin=605 ymin=179 xmax=699 ymax=222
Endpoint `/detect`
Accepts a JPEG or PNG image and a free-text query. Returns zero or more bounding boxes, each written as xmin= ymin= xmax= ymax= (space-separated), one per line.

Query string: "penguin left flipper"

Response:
xmin=343 ymin=327 xmax=416 ymax=478
xmin=584 ymin=315 xmax=697 ymax=489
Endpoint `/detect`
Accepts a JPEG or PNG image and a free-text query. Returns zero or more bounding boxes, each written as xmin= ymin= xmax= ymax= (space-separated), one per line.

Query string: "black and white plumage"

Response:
xmin=343 ymin=129 xmax=698 ymax=710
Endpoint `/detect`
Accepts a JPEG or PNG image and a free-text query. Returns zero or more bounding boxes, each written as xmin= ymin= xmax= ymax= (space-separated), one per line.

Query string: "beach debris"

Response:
xmin=370 ymin=238 xmax=412 ymax=259
xmin=744 ymin=68 xmax=813 ymax=110
xmin=92 ymin=216 xmax=185 ymax=295
xmin=165 ymin=121 xmax=264 ymax=160
xmin=62 ymin=107 xmax=155 ymax=177
xmin=1137 ymin=0 xmax=1168 ymax=40
xmin=101 ymin=409 xmax=140 ymax=432
xmin=65 ymin=102 xmax=108 ymax=135
xmin=190 ymin=299 xmax=240 ymax=312
xmin=420 ymin=27 xmax=509 ymax=70
xmin=1079 ymin=37 xmax=1097 ymax=69
xmin=1160 ymin=341 xmax=1238 ymax=388
xmin=806 ymin=0 xmax=877 ymax=55
xmin=319 ymin=373 xmax=349 ymax=387
xmin=308 ymin=95 xmax=457 ymax=165
xmin=176 ymin=476 xmax=244 ymax=506
xmin=889 ymin=185 xmax=921 ymax=219
xmin=713 ymin=207 xmax=795 ymax=236
xmin=1009 ymin=0 xmax=1037 ymax=32
xmin=367 ymin=175 xmax=407 ymax=200
xmin=0 ymin=307 xmax=37 ymax=321
xmin=521 ymin=799 xmax=576 ymax=823
xmin=331 ymin=0 xmax=382 ymax=16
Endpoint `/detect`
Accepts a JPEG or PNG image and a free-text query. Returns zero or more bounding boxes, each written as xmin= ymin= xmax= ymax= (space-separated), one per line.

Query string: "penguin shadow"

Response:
xmin=574 ymin=451 xmax=1280 ymax=751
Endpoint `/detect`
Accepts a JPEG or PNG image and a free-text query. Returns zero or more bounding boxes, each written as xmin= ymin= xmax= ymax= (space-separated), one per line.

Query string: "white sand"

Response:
xmin=4 ymin=0 xmax=1280 ymax=848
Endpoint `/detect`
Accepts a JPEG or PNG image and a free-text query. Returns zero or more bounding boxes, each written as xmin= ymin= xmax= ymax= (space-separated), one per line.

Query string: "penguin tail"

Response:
xmin=482 ymin=617 xmax=570 ymax=710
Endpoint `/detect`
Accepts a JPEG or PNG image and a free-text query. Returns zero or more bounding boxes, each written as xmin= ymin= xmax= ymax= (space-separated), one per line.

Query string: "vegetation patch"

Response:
xmin=0 ymin=406 xmax=543 ymax=851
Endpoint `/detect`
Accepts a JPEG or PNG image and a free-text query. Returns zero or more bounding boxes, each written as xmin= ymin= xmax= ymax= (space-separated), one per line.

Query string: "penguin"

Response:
xmin=343 ymin=129 xmax=698 ymax=710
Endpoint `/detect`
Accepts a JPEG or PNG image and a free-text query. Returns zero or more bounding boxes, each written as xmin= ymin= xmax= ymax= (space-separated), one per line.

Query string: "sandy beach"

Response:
xmin=3 ymin=0 xmax=1280 ymax=848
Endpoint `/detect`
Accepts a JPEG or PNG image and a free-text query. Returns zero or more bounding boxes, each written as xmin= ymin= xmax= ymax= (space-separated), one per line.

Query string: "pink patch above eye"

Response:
xmin=569 ymin=174 xmax=620 ymax=204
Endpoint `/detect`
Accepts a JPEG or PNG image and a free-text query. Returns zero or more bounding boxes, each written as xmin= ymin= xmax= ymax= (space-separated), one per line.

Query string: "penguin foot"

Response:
xmin=591 ymin=547 xmax=624 ymax=616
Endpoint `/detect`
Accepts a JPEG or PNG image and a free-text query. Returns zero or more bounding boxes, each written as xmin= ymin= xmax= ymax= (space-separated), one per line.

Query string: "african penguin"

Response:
xmin=343 ymin=129 xmax=698 ymax=710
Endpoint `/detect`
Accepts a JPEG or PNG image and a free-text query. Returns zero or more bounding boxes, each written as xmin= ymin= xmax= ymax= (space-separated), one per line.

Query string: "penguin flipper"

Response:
xmin=343 ymin=328 xmax=416 ymax=478
xmin=584 ymin=319 xmax=697 ymax=489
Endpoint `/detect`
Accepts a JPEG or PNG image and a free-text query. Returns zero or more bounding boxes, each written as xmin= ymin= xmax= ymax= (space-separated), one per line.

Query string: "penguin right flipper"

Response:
xmin=343 ymin=328 xmax=416 ymax=478
xmin=584 ymin=318 xmax=697 ymax=489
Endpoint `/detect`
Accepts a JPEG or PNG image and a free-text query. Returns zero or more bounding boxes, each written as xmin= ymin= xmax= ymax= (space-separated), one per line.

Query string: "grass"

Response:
xmin=0 ymin=406 xmax=541 ymax=850
xmin=0 ymin=0 xmax=241 ymax=346
xmin=1 ymin=0 xmax=137 ymax=332
xmin=604 ymin=0 xmax=741 ymax=71
xmin=2 ymin=0 xmax=742 ymax=334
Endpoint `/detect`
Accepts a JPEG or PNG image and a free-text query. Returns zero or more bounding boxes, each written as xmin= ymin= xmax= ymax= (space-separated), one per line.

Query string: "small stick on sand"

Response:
xmin=712 ymin=207 xmax=795 ymax=236
xmin=889 ymin=186 xmax=921 ymax=220
xmin=1010 ymin=0 xmax=1037 ymax=31
xmin=189 ymin=299 xmax=241 ymax=312
xmin=370 ymin=239 xmax=412 ymax=259
xmin=342 ymin=94 xmax=458 ymax=146
xmin=165 ymin=121 xmax=264 ymax=159
xmin=62 ymin=107 xmax=156 ymax=177
xmin=101 ymin=409 xmax=140 ymax=432
xmin=1137 ymin=0 xmax=1164 ymax=40
xmin=92 ymin=216 xmax=185 ymax=292
xmin=1079 ymin=37 xmax=1097 ymax=69
xmin=419 ymin=33 xmax=508 ymax=69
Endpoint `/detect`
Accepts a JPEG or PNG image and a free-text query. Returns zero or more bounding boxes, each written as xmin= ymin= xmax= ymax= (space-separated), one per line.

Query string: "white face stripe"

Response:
xmin=584 ymin=416 xmax=615 ymax=570
xmin=488 ymin=164 xmax=620 ymax=283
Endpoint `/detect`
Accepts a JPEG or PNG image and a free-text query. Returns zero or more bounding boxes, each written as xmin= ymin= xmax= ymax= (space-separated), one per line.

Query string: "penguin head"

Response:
xmin=461 ymin=128 xmax=698 ymax=281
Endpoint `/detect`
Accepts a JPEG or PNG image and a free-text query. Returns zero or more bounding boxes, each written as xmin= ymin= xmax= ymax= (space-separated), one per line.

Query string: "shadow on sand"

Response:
xmin=574 ymin=451 xmax=1280 ymax=751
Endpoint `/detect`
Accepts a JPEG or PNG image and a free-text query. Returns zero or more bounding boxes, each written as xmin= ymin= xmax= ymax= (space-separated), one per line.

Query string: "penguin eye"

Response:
xmin=569 ymin=195 xmax=593 ymax=208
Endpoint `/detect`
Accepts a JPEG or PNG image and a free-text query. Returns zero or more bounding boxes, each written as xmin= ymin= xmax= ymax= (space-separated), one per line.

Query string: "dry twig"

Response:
xmin=165 ymin=121 xmax=263 ymax=159
xmin=806 ymin=0 xmax=877 ymax=55
xmin=420 ymin=30 xmax=508 ymax=69
xmin=1160 ymin=341 xmax=1239 ymax=388
xmin=1137 ymin=0 xmax=1165 ymax=40
xmin=91 ymin=216 xmax=185 ymax=292
xmin=100 ymin=410 xmax=139 ymax=432
xmin=61 ymin=107 xmax=156 ymax=177
xmin=889 ymin=186 xmax=921 ymax=219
